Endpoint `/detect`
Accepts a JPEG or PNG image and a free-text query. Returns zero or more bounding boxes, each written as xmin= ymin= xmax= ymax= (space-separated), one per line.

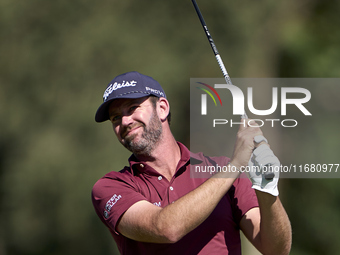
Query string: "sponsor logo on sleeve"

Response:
xmin=103 ymin=194 xmax=122 ymax=219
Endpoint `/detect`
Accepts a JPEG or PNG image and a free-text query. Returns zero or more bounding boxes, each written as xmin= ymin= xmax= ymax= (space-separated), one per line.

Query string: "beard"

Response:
xmin=121 ymin=109 xmax=163 ymax=157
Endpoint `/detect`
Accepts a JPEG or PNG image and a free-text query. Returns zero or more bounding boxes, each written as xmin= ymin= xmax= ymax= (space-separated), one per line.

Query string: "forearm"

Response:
xmin=118 ymin=169 xmax=239 ymax=243
xmin=155 ymin=170 xmax=239 ymax=242
xmin=256 ymin=191 xmax=292 ymax=255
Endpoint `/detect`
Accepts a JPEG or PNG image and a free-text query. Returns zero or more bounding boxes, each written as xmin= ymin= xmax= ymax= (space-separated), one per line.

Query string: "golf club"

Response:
xmin=191 ymin=0 xmax=275 ymax=180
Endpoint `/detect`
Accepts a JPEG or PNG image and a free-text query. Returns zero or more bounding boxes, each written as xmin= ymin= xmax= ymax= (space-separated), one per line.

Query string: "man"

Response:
xmin=92 ymin=71 xmax=292 ymax=255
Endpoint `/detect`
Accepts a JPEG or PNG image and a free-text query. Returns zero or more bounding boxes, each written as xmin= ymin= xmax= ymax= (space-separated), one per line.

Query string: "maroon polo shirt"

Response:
xmin=92 ymin=142 xmax=259 ymax=255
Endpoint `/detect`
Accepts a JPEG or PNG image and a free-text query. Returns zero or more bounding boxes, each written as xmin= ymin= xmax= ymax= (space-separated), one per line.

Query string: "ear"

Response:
xmin=157 ymin=97 xmax=170 ymax=122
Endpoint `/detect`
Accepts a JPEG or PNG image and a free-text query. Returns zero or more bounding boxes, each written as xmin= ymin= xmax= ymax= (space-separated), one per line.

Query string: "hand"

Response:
xmin=247 ymin=143 xmax=280 ymax=196
xmin=230 ymin=119 xmax=263 ymax=169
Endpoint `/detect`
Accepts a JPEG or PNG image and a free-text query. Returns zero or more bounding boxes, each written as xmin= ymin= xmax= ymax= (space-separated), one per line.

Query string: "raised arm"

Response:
xmin=239 ymin=121 xmax=292 ymax=254
xmin=117 ymin=169 xmax=239 ymax=243
xmin=240 ymin=193 xmax=292 ymax=255
xmin=117 ymin=120 xmax=262 ymax=243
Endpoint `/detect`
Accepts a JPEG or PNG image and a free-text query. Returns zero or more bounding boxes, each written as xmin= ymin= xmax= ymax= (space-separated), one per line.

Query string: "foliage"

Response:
xmin=0 ymin=0 xmax=339 ymax=254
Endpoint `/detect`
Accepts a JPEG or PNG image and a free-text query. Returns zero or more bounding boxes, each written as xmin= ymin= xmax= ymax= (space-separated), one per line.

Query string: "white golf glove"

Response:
xmin=247 ymin=143 xmax=280 ymax=196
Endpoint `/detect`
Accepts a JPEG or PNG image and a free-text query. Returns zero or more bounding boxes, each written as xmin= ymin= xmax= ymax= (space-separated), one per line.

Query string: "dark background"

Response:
xmin=1 ymin=0 xmax=340 ymax=254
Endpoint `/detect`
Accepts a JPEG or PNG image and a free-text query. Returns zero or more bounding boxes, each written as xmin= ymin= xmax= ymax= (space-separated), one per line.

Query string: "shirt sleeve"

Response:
xmin=91 ymin=169 xmax=147 ymax=235
xmin=230 ymin=173 xmax=259 ymax=224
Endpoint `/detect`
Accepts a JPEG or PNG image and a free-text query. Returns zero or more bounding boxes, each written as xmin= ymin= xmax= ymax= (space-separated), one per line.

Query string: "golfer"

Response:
xmin=92 ymin=71 xmax=292 ymax=255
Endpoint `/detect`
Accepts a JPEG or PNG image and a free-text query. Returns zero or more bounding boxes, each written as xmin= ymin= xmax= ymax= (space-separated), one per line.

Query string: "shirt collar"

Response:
xmin=190 ymin=151 xmax=204 ymax=164
xmin=128 ymin=142 xmax=192 ymax=175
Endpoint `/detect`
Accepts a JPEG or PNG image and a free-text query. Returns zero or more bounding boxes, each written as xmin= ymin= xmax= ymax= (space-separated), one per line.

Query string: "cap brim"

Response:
xmin=95 ymin=93 xmax=152 ymax=122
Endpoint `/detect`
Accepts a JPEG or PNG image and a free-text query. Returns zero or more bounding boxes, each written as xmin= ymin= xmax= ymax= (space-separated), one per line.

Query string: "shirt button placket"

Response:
xmin=168 ymin=186 xmax=174 ymax=204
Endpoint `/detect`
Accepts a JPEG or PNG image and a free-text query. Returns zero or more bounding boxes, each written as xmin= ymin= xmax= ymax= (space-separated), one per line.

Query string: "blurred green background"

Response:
xmin=1 ymin=0 xmax=339 ymax=254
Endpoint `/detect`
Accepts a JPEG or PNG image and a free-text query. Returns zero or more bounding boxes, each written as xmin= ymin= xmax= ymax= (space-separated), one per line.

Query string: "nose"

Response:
xmin=121 ymin=114 xmax=133 ymax=127
xmin=115 ymin=114 xmax=133 ymax=140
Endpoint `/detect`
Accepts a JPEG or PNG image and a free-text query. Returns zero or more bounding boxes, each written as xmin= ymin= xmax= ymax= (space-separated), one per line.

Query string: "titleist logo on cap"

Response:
xmin=103 ymin=80 xmax=137 ymax=101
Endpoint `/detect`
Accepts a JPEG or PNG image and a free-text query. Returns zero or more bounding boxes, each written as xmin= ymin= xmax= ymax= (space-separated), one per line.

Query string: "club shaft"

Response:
xmin=191 ymin=0 xmax=232 ymax=85
xmin=192 ymin=0 xmax=274 ymax=181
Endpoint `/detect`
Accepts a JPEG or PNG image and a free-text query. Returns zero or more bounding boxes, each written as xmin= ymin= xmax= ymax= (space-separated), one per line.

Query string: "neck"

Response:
xmin=134 ymin=129 xmax=181 ymax=181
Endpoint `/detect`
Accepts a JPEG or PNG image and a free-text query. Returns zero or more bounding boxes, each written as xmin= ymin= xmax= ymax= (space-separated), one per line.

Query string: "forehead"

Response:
xmin=108 ymin=96 xmax=150 ymax=113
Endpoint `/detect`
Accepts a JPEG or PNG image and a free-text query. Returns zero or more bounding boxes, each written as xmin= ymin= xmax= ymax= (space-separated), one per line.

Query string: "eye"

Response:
xmin=129 ymin=105 xmax=138 ymax=112
xmin=110 ymin=115 xmax=121 ymax=122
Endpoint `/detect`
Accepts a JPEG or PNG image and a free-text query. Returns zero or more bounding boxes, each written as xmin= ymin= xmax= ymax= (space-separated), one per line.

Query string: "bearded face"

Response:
xmin=119 ymin=106 xmax=163 ymax=157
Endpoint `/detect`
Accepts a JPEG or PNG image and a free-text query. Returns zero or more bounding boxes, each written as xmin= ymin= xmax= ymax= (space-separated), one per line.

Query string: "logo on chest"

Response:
xmin=153 ymin=201 xmax=161 ymax=207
